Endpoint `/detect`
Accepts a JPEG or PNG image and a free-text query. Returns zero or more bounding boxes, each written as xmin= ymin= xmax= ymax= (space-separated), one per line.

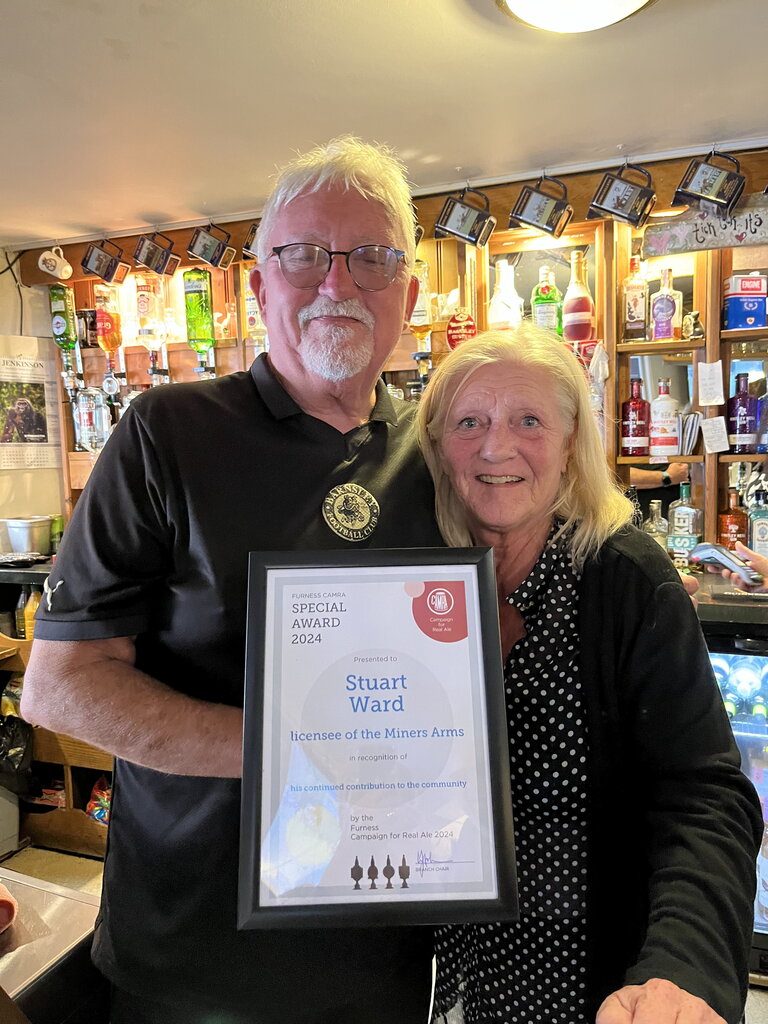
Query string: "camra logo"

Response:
xmin=322 ymin=483 xmax=379 ymax=542
xmin=427 ymin=588 xmax=454 ymax=615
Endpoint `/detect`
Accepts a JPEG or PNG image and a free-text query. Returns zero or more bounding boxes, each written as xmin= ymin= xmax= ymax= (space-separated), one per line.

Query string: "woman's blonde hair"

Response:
xmin=255 ymin=135 xmax=417 ymax=268
xmin=416 ymin=325 xmax=633 ymax=569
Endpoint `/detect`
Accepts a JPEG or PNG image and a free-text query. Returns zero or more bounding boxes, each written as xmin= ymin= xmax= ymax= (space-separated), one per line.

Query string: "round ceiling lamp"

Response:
xmin=494 ymin=0 xmax=658 ymax=33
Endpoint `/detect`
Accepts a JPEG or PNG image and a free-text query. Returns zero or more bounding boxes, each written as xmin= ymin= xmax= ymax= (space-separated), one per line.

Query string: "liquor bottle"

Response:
xmin=717 ymin=487 xmax=749 ymax=551
xmin=620 ymin=377 xmax=650 ymax=457
xmin=183 ymin=268 xmax=216 ymax=361
xmin=727 ymin=371 xmax=758 ymax=454
xmin=669 ymin=482 xmax=703 ymax=537
xmin=621 ymin=256 xmax=648 ymax=342
xmin=488 ymin=258 xmax=523 ymax=330
xmin=562 ymin=249 xmax=595 ymax=343
xmin=23 ymin=585 xmax=42 ymax=642
xmin=548 ymin=268 xmax=563 ymax=337
xmin=48 ymin=284 xmax=78 ymax=351
xmin=134 ymin=273 xmax=169 ymax=386
xmin=14 ymin=586 xmax=28 ymax=640
xmin=75 ymin=387 xmax=111 ymax=452
xmin=649 ymin=378 xmax=680 ymax=457
xmin=750 ymin=489 xmax=768 ymax=557
xmin=93 ymin=283 xmax=123 ymax=355
xmin=642 ymin=499 xmax=668 ymax=549
xmin=531 ymin=265 xmax=560 ymax=333
xmin=757 ymin=393 xmax=768 ymax=455
xmin=650 ymin=267 xmax=683 ymax=342
xmin=241 ymin=265 xmax=268 ymax=352
xmin=409 ymin=259 xmax=433 ymax=346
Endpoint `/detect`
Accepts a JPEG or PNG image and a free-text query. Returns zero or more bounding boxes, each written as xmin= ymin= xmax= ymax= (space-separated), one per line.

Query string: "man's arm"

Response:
xmin=21 ymin=637 xmax=243 ymax=777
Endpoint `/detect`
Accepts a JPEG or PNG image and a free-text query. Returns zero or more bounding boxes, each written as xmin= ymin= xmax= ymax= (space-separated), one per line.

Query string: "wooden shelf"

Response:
xmin=21 ymin=807 xmax=107 ymax=859
xmin=721 ymin=328 xmax=768 ymax=342
xmin=616 ymin=339 xmax=706 ymax=354
xmin=31 ymin=727 xmax=112 ymax=773
xmin=719 ymin=454 xmax=767 ymax=463
xmin=617 ymin=455 xmax=705 ymax=464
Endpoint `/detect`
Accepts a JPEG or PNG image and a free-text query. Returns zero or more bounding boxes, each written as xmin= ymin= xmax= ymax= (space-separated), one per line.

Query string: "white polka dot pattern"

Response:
xmin=433 ymin=529 xmax=589 ymax=1023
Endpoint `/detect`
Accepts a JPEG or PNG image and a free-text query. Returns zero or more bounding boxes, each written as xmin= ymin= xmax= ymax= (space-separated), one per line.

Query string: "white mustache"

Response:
xmin=297 ymin=297 xmax=375 ymax=331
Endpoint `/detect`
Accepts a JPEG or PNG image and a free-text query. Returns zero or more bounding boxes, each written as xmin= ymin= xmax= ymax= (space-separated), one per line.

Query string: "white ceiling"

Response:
xmin=2 ymin=0 xmax=767 ymax=250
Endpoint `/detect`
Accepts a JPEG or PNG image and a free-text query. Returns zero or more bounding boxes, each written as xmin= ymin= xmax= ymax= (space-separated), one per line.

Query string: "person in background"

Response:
xmin=20 ymin=137 xmax=443 ymax=1024
xmin=629 ymin=461 xmax=689 ymax=518
xmin=417 ymin=325 xmax=761 ymax=1024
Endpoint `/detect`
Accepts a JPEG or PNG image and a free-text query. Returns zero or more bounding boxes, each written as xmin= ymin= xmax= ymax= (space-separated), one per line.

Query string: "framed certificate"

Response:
xmin=238 ymin=547 xmax=517 ymax=929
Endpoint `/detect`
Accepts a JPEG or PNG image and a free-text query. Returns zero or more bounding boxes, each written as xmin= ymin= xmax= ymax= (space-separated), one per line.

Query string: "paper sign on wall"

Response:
xmin=701 ymin=417 xmax=730 ymax=454
xmin=0 ymin=336 xmax=61 ymax=470
xmin=698 ymin=361 xmax=725 ymax=406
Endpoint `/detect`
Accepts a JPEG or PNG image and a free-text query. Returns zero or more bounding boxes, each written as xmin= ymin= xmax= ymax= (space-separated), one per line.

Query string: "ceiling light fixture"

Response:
xmin=494 ymin=0 xmax=657 ymax=33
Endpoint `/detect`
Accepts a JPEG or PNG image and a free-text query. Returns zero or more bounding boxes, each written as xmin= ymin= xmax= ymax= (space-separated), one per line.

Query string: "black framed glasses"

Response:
xmin=270 ymin=243 xmax=406 ymax=291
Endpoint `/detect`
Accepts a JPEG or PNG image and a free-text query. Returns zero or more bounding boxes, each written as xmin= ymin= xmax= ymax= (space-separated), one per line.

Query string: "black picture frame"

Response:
xmin=238 ymin=547 xmax=517 ymax=929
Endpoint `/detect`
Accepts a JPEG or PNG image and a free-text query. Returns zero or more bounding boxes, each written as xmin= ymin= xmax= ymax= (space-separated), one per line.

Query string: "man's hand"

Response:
xmin=596 ymin=979 xmax=726 ymax=1024
xmin=716 ymin=541 xmax=768 ymax=593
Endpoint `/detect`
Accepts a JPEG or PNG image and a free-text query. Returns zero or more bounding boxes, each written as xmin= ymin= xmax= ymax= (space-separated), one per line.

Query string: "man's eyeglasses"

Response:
xmin=270 ymin=243 xmax=406 ymax=291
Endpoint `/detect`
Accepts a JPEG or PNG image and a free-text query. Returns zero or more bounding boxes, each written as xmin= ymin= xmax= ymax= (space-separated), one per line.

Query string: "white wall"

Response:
xmin=0 ymin=252 xmax=66 ymax=522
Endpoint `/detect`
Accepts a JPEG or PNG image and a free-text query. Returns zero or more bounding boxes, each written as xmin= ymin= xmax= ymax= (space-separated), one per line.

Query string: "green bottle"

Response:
xmin=183 ymin=268 xmax=216 ymax=355
xmin=48 ymin=284 xmax=79 ymax=350
xmin=531 ymin=265 xmax=562 ymax=336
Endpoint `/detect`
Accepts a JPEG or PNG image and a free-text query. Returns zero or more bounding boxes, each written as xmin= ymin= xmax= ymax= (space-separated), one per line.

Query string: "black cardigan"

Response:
xmin=579 ymin=527 xmax=762 ymax=1023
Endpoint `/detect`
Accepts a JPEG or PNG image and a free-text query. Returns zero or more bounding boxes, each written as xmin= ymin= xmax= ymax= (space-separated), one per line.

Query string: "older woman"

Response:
xmin=417 ymin=325 xmax=761 ymax=1024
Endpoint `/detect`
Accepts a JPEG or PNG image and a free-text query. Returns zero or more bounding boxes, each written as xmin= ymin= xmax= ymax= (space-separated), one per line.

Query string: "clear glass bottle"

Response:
xmin=75 ymin=387 xmax=111 ymax=452
xmin=650 ymin=267 xmax=683 ymax=342
xmin=669 ymin=482 xmax=703 ymax=538
xmin=622 ymin=255 xmax=648 ymax=342
xmin=717 ymin=487 xmax=750 ymax=551
xmin=24 ymin=585 xmax=42 ymax=641
xmin=750 ymin=489 xmax=768 ymax=557
xmin=409 ymin=259 xmax=433 ymax=346
xmin=14 ymin=586 xmax=28 ymax=640
xmin=487 ymin=258 xmax=523 ymax=330
xmin=531 ymin=265 xmax=561 ymax=333
xmin=727 ymin=371 xmax=758 ymax=455
xmin=649 ymin=377 xmax=680 ymax=457
xmin=562 ymin=249 xmax=595 ymax=343
xmin=620 ymin=377 xmax=650 ymax=457
xmin=240 ymin=265 xmax=268 ymax=353
xmin=642 ymin=499 xmax=669 ymax=549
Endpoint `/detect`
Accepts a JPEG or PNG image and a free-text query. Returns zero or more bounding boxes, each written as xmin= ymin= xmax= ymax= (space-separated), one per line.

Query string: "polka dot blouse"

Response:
xmin=433 ymin=529 xmax=589 ymax=1023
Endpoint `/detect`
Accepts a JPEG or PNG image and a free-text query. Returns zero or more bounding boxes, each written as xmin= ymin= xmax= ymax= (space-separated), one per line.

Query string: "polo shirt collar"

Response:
xmin=249 ymin=352 xmax=400 ymax=427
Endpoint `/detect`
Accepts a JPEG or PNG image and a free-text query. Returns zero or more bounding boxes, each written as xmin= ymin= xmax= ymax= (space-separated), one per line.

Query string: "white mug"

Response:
xmin=38 ymin=245 xmax=73 ymax=280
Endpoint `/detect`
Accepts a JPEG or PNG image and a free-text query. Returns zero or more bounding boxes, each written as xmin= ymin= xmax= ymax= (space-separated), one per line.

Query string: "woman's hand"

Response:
xmin=596 ymin=978 xmax=726 ymax=1023
xmin=716 ymin=541 xmax=768 ymax=593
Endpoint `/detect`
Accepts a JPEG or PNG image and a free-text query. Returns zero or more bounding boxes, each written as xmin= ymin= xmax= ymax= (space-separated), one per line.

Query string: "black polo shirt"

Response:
xmin=36 ymin=354 xmax=443 ymax=1018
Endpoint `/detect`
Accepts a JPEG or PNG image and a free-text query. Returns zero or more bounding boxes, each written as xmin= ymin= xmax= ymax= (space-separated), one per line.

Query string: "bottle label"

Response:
xmin=533 ymin=305 xmax=558 ymax=328
xmin=621 ymin=435 xmax=649 ymax=449
xmin=51 ymin=314 xmax=66 ymax=337
xmin=728 ymin=432 xmax=758 ymax=445
xmin=752 ymin=517 xmax=768 ymax=555
xmin=563 ymin=311 xmax=593 ymax=325
xmin=624 ymin=285 xmax=647 ymax=325
xmin=652 ymin=294 xmax=676 ymax=337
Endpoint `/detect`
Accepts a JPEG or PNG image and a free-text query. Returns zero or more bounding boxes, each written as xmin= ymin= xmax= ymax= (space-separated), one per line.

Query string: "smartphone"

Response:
xmin=690 ymin=542 xmax=764 ymax=586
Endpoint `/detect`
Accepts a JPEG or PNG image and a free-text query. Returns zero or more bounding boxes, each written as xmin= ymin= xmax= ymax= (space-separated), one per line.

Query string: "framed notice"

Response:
xmin=239 ymin=547 xmax=517 ymax=929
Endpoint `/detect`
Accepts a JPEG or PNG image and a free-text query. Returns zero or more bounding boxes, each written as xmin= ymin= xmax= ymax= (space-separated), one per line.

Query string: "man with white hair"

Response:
xmin=22 ymin=137 xmax=442 ymax=1024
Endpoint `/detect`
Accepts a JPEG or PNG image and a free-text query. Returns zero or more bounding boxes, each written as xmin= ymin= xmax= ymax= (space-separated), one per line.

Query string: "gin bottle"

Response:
xmin=727 ymin=371 xmax=758 ymax=455
xmin=642 ymin=499 xmax=669 ymax=549
xmin=649 ymin=378 xmax=680 ymax=457
xmin=650 ymin=268 xmax=683 ymax=342
xmin=183 ymin=268 xmax=217 ymax=375
xmin=750 ymin=489 xmax=768 ymax=557
xmin=531 ymin=265 xmax=560 ymax=333
xmin=622 ymin=256 xmax=648 ymax=342
xmin=620 ymin=377 xmax=650 ymax=457
xmin=718 ymin=487 xmax=749 ymax=551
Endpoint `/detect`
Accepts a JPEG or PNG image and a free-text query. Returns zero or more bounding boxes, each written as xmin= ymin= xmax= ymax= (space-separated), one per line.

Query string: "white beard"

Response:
xmin=297 ymin=298 xmax=376 ymax=383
